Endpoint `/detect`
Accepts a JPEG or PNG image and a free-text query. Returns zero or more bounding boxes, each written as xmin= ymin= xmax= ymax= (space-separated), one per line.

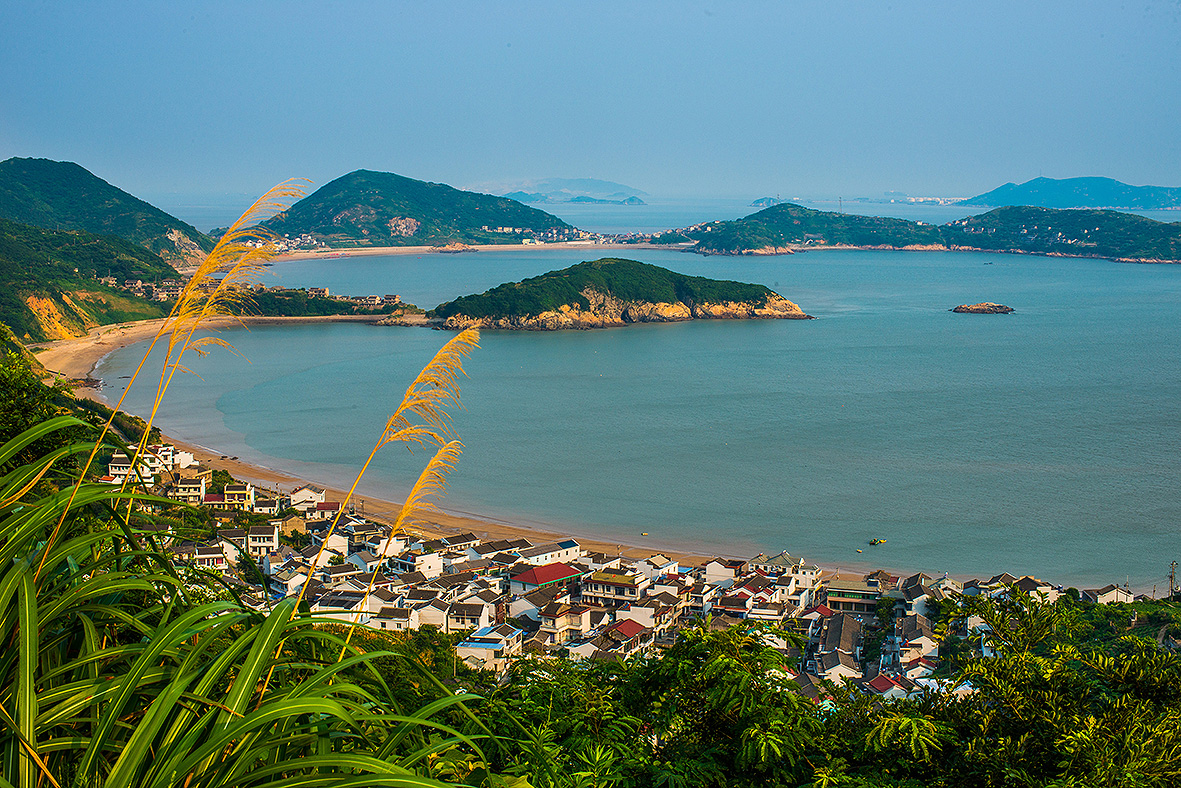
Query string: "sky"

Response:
xmin=2 ymin=1 xmax=1179 ymax=206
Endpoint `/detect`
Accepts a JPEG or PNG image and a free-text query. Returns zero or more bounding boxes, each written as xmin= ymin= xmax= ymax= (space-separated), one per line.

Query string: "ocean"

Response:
xmin=97 ymin=246 xmax=1181 ymax=590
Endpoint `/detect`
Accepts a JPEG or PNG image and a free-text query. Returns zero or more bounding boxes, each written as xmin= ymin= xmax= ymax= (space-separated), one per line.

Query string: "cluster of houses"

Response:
xmin=126 ymin=445 xmax=1144 ymax=692
xmin=479 ymin=226 xmax=591 ymax=242
xmin=98 ymin=276 xmax=185 ymax=301
xmin=303 ymin=287 xmax=402 ymax=308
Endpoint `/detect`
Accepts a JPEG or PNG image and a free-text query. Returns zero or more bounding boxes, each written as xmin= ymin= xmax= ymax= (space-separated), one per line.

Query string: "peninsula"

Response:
xmin=684 ymin=202 xmax=1181 ymax=263
xmin=258 ymin=169 xmax=578 ymax=248
xmin=429 ymin=257 xmax=812 ymax=330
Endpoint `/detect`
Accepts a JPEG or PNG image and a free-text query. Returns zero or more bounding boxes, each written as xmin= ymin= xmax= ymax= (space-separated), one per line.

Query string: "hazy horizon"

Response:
xmin=3 ymin=1 xmax=1178 ymax=205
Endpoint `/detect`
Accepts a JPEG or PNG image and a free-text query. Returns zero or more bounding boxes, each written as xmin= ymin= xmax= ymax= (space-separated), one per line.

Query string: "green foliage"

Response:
xmin=0 ymin=352 xmax=77 ymax=463
xmin=0 ymin=416 xmax=505 ymax=788
xmin=209 ymin=468 xmax=235 ymax=493
xmin=692 ymin=203 xmax=944 ymax=254
xmin=431 ymin=258 xmax=776 ymax=319
xmin=262 ymin=169 xmax=571 ymax=247
xmin=0 ymin=156 xmax=214 ymax=260
xmin=0 ymin=217 xmax=172 ymax=339
xmin=245 ymin=287 xmax=404 ymax=317
xmin=690 ymin=200 xmax=1181 ymax=262
xmin=649 ymin=231 xmax=693 ymax=245
xmin=943 ymin=205 xmax=1181 ymax=261
xmin=239 ymin=552 xmax=268 ymax=588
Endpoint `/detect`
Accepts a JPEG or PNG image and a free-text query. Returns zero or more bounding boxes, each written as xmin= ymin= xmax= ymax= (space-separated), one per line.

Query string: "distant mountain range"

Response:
xmin=960 ymin=176 xmax=1181 ymax=210
xmin=260 ymin=169 xmax=574 ymax=247
xmin=473 ymin=176 xmax=648 ymax=204
xmin=0 ymin=158 xmax=215 ymax=264
xmin=506 ymin=193 xmax=645 ymax=206
xmin=682 ymin=202 xmax=1181 ymax=262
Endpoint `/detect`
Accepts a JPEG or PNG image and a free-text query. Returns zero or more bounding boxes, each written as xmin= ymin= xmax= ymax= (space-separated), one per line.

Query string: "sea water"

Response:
xmin=97 ymin=248 xmax=1181 ymax=589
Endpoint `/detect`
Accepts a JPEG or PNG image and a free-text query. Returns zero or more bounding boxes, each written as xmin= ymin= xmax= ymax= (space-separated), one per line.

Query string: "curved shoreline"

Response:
xmin=29 ymin=316 xmax=941 ymax=581
xmin=28 ymin=313 xmax=1154 ymax=594
xmin=29 ymin=315 xmax=739 ymax=568
xmin=268 ymin=241 xmax=672 ymax=264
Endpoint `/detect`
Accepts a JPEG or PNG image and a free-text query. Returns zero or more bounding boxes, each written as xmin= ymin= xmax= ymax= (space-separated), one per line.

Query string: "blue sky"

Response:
xmin=2 ymin=1 xmax=1178 ymax=204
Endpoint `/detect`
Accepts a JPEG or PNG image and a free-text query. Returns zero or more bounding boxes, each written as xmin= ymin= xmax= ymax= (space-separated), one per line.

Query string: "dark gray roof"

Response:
xmin=822 ymin=614 xmax=862 ymax=654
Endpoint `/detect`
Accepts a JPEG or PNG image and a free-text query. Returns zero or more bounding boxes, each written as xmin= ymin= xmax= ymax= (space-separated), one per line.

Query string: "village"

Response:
xmin=106 ymin=442 xmax=1150 ymax=700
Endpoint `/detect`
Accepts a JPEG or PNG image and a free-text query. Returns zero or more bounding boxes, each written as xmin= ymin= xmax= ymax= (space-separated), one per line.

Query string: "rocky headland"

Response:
xmin=951 ymin=302 xmax=1014 ymax=314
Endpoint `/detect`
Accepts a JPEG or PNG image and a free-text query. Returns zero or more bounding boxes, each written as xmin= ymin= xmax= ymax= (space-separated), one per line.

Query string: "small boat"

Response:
xmin=869 ymin=538 xmax=886 ymax=545
xmin=641 ymin=532 xmax=649 ymax=536
xmin=856 ymin=549 xmax=863 ymax=553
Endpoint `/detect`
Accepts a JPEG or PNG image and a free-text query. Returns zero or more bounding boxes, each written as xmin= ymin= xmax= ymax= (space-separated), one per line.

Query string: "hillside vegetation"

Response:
xmin=262 ymin=169 xmax=573 ymax=247
xmin=962 ymin=175 xmax=1181 ymax=210
xmin=944 ymin=205 xmax=1181 ymax=261
xmin=0 ymin=218 xmax=173 ymax=340
xmin=691 ymin=201 xmax=1181 ymax=261
xmin=0 ymin=157 xmax=215 ymax=263
xmin=693 ymin=203 xmax=943 ymax=253
xmin=431 ymin=257 xmax=778 ymax=320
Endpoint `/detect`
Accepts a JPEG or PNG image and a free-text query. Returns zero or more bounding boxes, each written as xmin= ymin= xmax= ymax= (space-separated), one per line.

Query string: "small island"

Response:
xmin=951 ymin=302 xmax=1014 ymax=314
xmin=429 ymin=258 xmax=812 ymax=330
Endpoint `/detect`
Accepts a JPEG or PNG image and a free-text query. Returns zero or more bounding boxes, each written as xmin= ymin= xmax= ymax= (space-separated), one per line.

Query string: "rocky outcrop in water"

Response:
xmin=951 ymin=302 xmax=1014 ymax=314
xmin=440 ymin=288 xmax=812 ymax=330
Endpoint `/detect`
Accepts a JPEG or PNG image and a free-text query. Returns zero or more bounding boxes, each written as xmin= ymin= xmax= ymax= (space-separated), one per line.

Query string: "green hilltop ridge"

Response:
xmin=260 ymin=169 xmax=574 ymax=247
xmin=961 ymin=176 xmax=1181 ymax=210
xmin=0 ymin=218 xmax=174 ymax=341
xmin=430 ymin=258 xmax=810 ymax=329
xmin=0 ymin=157 xmax=215 ymax=264
xmin=688 ymin=202 xmax=1181 ymax=262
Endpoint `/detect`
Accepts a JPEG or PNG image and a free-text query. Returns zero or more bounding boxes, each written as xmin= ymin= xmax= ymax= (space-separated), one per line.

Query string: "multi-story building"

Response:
xmin=580 ymin=567 xmax=651 ymax=608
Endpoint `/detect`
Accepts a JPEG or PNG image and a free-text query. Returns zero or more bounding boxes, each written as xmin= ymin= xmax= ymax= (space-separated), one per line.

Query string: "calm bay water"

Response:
xmin=98 ymin=248 xmax=1181 ymax=589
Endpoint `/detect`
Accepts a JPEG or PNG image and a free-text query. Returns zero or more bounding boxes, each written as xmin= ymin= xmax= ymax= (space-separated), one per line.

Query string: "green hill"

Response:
xmin=430 ymin=258 xmax=808 ymax=329
xmin=961 ymin=176 xmax=1181 ymax=210
xmin=260 ymin=169 xmax=574 ymax=247
xmin=690 ymin=202 xmax=1181 ymax=262
xmin=0 ymin=218 xmax=173 ymax=341
xmin=0 ymin=157 xmax=215 ymax=264
xmin=0 ymin=321 xmax=45 ymax=374
xmin=692 ymin=203 xmax=944 ymax=254
xmin=942 ymin=205 xmax=1181 ymax=261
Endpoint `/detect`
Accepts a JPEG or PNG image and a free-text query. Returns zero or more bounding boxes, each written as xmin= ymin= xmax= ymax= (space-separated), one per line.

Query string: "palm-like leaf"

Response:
xmin=0 ymin=419 xmax=493 ymax=788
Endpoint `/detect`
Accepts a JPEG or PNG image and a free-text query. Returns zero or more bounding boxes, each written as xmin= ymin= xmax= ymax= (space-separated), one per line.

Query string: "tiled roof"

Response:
xmin=606 ymin=618 xmax=647 ymax=640
xmin=511 ymin=562 xmax=583 ymax=587
xmin=866 ymin=673 xmax=900 ymax=693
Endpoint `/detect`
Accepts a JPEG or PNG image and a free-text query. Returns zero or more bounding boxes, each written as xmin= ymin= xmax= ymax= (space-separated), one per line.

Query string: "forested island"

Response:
xmin=430 ymin=258 xmax=811 ymax=329
xmin=683 ymin=202 xmax=1181 ymax=262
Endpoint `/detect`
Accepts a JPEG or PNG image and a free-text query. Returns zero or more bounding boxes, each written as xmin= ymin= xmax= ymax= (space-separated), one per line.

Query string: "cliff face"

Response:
xmin=440 ymin=288 xmax=811 ymax=330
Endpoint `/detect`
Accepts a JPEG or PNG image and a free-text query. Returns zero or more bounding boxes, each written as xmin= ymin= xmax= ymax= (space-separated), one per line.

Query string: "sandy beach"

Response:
xmin=30 ymin=310 xmax=1071 ymax=589
xmin=271 ymin=241 xmax=680 ymax=263
xmin=29 ymin=315 xmax=728 ymax=569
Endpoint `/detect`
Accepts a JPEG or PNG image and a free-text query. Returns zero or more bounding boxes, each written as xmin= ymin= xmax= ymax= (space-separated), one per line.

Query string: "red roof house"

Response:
xmin=509 ymin=562 xmax=586 ymax=593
